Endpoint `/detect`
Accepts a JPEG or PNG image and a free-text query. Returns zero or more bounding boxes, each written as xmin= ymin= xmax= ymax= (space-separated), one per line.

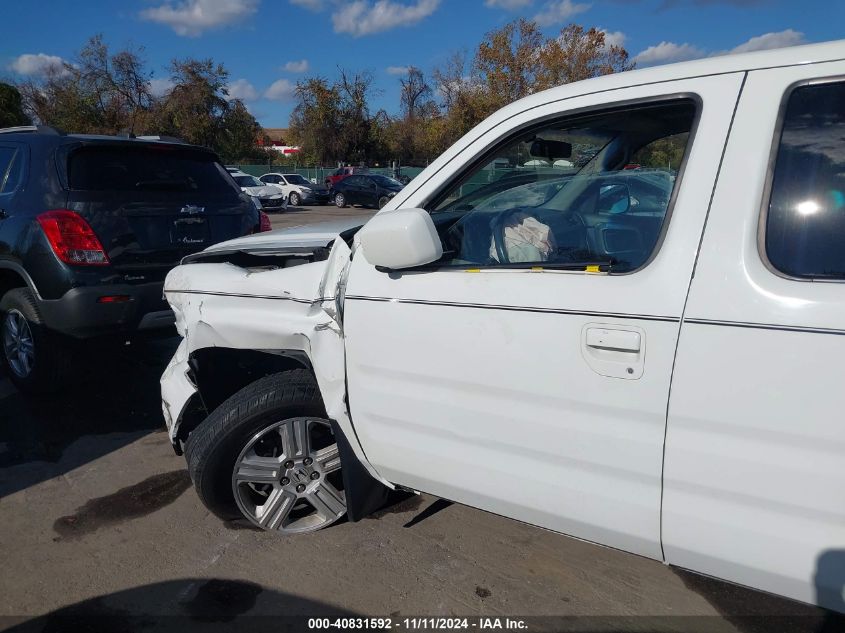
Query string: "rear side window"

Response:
xmin=0 ymin=146 xmax=16 ymax=190
xmin=1 ymin=148 xmax=22 ymax=193
xmin=766 ymin=81 xmax=845 ymax=279
xmin=67 ymin=145 xmax=238 ymax=195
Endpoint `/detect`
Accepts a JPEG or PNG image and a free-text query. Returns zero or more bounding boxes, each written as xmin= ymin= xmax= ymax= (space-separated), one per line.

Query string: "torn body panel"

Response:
xmin=159 ymin=237 xmax=390 ymax=486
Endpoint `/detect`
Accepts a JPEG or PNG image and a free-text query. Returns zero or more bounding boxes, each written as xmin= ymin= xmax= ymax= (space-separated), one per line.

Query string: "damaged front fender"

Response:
xmin=159 ymin=237 xmax=389 ymax=487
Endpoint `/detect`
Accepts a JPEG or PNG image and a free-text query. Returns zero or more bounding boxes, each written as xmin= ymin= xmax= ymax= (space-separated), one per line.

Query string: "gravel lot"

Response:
xmin=0 ymin=206 xmax=833 ymax=632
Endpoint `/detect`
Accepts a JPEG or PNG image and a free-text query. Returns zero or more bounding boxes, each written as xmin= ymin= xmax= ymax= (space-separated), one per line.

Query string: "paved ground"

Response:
xmin=267 ymin=203 xmax=376 ymax=231
xmin=0 ymin=206 xmax=837 ymax=632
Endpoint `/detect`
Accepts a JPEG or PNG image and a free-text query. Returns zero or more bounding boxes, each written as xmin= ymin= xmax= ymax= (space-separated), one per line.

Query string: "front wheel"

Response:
xmin=185 ymin=370 xmax=347 ymax=533
xmin=378 ymin=196 xmax=390 ymax=210
xmin=289 ymin=192 xmax=301 ymax=206
xmin=334 ymin=192 xmax=346 ymax=208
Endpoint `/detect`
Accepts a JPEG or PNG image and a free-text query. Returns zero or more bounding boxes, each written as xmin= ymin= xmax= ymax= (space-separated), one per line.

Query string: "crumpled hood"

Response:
xmin=200 ymin=215 xmax=371 ymax=253
xmin=241 ymin=184 xmax=284 ymax=197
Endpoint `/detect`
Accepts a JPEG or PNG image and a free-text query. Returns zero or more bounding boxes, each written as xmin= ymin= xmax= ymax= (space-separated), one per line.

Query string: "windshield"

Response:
xmin=284 ymin=174 xmax=311 ymax=186
xmin=234 ymin=175 xmax=263 ymax=187
xmin=371 ymin=175 xmax=402 ymax=188
xmin=67 ymin=145 xmax=237 ymax=194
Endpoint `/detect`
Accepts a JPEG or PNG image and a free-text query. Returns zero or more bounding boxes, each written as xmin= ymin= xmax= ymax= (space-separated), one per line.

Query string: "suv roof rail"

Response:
xmin=0 ymin=125 xmax=63 ymax=136
xmin=136 ymin=135 xmax=187 ymax=144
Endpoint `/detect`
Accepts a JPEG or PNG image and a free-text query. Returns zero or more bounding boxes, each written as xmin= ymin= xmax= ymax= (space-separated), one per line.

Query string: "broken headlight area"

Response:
xmin=180 ymin=246 xmax=332 ymax=271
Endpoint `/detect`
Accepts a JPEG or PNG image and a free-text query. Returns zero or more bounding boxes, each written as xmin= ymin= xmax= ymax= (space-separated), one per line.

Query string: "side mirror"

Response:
xmin=359 ymin=208 xmax=443 ymax=271
xmin=597 ymin=183 xmax=631 ymax=214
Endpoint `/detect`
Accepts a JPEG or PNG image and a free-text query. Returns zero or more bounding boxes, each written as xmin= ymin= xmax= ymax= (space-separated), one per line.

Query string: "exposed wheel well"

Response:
xmin=0 ymin=268 xmax=28 ymax=300
xmin=177 ymin=347 xmax=313 ymax=444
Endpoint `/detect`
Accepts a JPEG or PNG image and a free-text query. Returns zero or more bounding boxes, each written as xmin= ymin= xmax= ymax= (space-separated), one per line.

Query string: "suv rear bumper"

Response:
xmin=37 ymin=281 xmax=175 ymax=338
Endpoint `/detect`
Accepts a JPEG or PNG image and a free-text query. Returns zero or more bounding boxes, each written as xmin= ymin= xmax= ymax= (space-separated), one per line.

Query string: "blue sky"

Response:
xmin=1 ymin=0 xmax=842 ymax=128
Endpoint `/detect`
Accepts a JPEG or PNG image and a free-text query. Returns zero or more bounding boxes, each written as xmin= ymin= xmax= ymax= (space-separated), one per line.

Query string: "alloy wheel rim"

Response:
xmin=290 ymin=193 xmax=299 ymax=205
xmin=2 ymin=310 xmax=35 ymax=378
xmin=335 ymin=193 xmax=344 ymax=207
xmin=232 ymin=417 xmax=346 ymax=533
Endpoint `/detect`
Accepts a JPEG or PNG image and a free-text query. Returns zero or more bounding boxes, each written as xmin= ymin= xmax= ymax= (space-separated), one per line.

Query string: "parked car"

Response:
xmin=258 ymin=172 xmax=330 ymax=206
xmin=160 ymin=41 xmax=845 ymax=614
xmin=230 ymin=171 xmax=287 ymax=212
xmin=0 ymin=126 xmax=261 ymax=393
xmin=324 ymin=165 xmax=368 ymax=189
xmin=331 ymin=174 xmax=404 ymax=209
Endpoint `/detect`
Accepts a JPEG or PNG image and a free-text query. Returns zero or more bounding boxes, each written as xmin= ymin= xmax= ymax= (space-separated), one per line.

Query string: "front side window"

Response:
xmin=429 ymin=100 xmax=697 ymax=272
xmin=261 ymin=175 xmax=280 ymax=184
xmin=765 ymin=81 xmax=845 ymax=279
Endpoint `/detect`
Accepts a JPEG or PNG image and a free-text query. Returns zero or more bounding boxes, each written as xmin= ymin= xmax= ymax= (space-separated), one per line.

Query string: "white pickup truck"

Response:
xmin=161 ymin=41 xmax=845 ymax=613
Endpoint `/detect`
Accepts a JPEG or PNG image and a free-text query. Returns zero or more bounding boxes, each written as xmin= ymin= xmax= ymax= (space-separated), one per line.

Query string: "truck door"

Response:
xmin=344 ymin=74 xmax=744 ymax=559
xmin=664 ymin=60 xmax=845 ymax=610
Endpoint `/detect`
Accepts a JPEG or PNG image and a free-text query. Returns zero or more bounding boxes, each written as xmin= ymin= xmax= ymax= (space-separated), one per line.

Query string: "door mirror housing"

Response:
xmin=597 ymin=183 xmax=631 ymax=214
xmin=359 ymin=208 xmax=443 ymax=271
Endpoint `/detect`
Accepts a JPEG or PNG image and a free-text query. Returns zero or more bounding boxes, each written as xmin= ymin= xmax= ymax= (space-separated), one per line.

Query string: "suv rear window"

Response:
xmin=67 ymin=145 xmax=237 ymax=194
xmin=765 ymin=81 xmax=845 ymax=279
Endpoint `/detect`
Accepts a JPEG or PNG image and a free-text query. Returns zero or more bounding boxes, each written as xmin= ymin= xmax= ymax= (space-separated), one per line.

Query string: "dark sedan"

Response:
xmin=331 ymin=174 xmax=404 ymax=209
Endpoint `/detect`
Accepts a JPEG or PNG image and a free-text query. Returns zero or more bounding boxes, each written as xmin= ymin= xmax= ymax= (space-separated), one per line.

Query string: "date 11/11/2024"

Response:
xmin=307 ymin=617 xmax=529 ymax=630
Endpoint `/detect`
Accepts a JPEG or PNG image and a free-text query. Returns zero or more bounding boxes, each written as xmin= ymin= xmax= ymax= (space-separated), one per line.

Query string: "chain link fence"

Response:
xmin=230 ymin=164 xmax=427 ymax=185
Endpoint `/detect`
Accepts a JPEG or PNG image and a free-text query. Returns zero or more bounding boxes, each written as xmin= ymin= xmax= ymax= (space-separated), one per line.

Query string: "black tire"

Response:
xmin=378 ymin=196 xmax=390 ymax=209
xmin=334 ymin=192 xmax=346 ymax=208
xmin=289 ymin=192 xmax=300 ymax=206
xmin=0 ymin=287 xmax=73 ymax=394
xmin=184 ymin=369 xmax=328 ymax=521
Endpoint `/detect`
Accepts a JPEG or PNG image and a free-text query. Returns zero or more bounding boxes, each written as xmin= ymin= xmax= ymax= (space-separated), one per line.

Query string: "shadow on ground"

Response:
xmin=2 ymin=578 xmax=357 ymax=633
xmin=0 ymin=336 xmax=179 ymax=498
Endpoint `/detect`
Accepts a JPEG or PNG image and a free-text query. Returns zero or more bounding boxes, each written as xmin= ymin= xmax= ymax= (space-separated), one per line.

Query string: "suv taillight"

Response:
xmin=257 ymin=211 xmax=272 ymax=233
xmin=36 ymin=210 xmax=110 ymax=266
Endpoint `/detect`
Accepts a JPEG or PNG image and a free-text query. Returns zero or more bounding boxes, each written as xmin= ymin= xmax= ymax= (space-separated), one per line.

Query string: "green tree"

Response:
xmin=151 ymin=58 xmax=230 ymax=148
xmin=289 ymin=77 xmax=343 ymax=165
xmin=0 ymin=83 xmax=29 ymax=127
xmin=18 ymin=35 xmax=153 ymax=134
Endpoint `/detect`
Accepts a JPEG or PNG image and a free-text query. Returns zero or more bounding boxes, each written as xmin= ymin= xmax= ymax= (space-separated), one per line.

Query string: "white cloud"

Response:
xmin=386 ymin=65 xmax=410 ymax=75
xmin=140 ymin=0 xmax=259 ymax=36
xmin=226 ymin=78 xmax=259 ymax=101
xmin=484 ymin=0 xmax=533 ymax=9
xmin=8 ymin=53 xmax=68 ymax=77
xmin=727 ymin=29 xmax=804 ymax=54
xmin=264 ymin=78 xmax=296 ymax=101
xmin=634 ymin=29 xmax=806 ymax=68
xmin=633 ymin=41 xmax=706 ymax=66
xmin=149 ymin=78 xmax=175 ymax=96
xmin=533 ymin=0 xmax=590 ymax=27
xmin=599 ymin=28 xmax=626 ymax=49
xmin=283 ymin=59 xmax=310 ymax=73
xmin=333 ymin=0 xmax=440 ymax=37
xmin=290 ymin=0 xmax=325 ymax=9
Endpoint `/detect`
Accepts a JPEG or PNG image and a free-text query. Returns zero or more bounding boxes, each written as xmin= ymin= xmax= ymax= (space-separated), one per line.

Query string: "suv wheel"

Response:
xmin=185 ymin=370 xmax=346 ymax=533
xmin=334 ymin=192 xmax=346 ymax=208
xmin=1 ymin=288 xmax=73 ymax=394
xmin=289 ymin=192 xmax=301 ymax=206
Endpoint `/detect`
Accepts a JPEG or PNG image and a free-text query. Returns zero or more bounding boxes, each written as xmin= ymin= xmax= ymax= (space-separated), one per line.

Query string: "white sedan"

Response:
xmin=231 ymin=172 xmax=287 ymax=212
xmin=259 ymin=172 xmax=331 ymax=206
